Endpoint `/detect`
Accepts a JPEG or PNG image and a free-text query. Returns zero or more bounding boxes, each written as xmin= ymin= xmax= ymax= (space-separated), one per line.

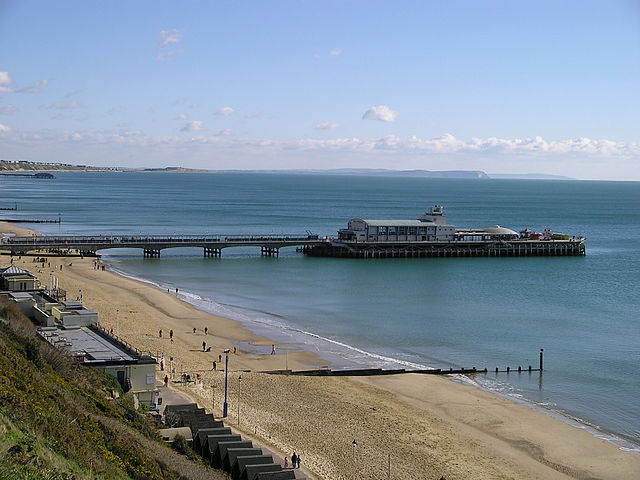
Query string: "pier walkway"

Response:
xmin=0 ymin=233 xmax=322 ymax=257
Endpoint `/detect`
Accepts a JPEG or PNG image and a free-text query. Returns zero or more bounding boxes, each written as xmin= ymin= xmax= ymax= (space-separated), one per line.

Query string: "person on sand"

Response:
xmin=291 ymin=453 xmax=297 ymax=469
xmin=202 ymin=341 xmax=206 ymax=351
xmin=169 ymin=329 xmax=173 ymax=340
xmin=212 ymin=361 xmax=216 ymax=370
xmin=159 ymin=329 xmax=162 ymax=338
xmin=297 ymin=454 xmax=301 ymax=468
xmin=283 ymin=457 xmax=288 ymax=469
xmin=233 ymin=346 xmax=236 ymax=354
xmin=193 ymin=327 xmax=196 ymax=334
xmin=204 ymin=327 xmax=208 ymax=335
xmin=271 ymin=345 xmax=276 ymax=355
xmin=163 ymin=375 xmax=168 ymax=387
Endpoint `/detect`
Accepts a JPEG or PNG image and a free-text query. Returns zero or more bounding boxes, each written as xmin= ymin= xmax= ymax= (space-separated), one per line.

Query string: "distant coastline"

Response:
xmin=1 ymin=160 xmax=575 ymax=180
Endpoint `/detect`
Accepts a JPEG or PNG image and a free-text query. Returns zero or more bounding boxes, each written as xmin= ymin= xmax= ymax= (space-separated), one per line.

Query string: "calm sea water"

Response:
xmin=2 ymin=172 xmax=639 ymax=449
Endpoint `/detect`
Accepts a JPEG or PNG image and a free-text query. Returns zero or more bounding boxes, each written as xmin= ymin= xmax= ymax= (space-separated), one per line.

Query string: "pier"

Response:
xmin=0 ymin=233 xmax=585 ymax=258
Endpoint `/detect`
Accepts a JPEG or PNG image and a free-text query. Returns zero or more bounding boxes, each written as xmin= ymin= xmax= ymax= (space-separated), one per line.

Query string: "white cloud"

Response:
xmin=0 ymin=73 xmax=48 ymax=94
xmin=16 ymin=79 xmax=49 ymax=94
xmin=174 ymin=113 xmax=188 ymax=120
xmin=40 ymin=101 xmax=84 ymax=110
xmin=181 ymin=120 xmax=204 ymax=132
xmin=0 ymin=123 xmax=10 ymax=132
xmin=0 ymin=105 xmax=17 ymax=115
xmin=0 ymin=72 xmax=13 ymax=92
xmin=214 ymin=106 xmax=234 ymax=116
xmin=362 ymin=105 xmax=399 ymax=122
xmin=314 ymin=122 xmax=341 ymax=130
xmin=329 ymin=48 xmax=342 ymax=57
xmin=157 ymin=29 xmax=182 ymax=49
xmin=2 ymin=127 xmax=639 ymax=179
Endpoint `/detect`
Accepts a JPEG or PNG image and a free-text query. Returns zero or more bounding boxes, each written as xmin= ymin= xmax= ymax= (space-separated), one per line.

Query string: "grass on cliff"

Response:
xmin=0 ymin=299 xmax=225 ymax=480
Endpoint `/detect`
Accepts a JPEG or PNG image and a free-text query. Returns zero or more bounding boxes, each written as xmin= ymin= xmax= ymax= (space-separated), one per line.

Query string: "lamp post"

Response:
xmin=237 ymin=374 xmax=242 ymax=425
xmin=211 ymin=383 xmax=215 ymax=416
xmin=222 ymin=348 xmax=230 ymax=417
xmin=352 ymin=439 xmax=357 ymax=480
xmin=116 ymin=309 xmax=120 ymax=337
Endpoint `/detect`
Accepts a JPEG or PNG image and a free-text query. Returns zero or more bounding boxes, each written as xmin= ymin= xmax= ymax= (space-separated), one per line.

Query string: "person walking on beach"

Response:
xmin=204 ymin=327 xmax=208 ymax=335
xmin=296 ymin=454 xmax=301 ymax=469
xmin=169 ymin=329 xmax=173 ymax=340
xmin=193 ymin=327 xmax=196 ymax=334
xmin=212 ymin=361 xmax=216 ymax=370
xmin=159 ymin=329 xmax=162 ymax=338
xmin=283 ymin=457 xmax=288 ymax=469
xmin=291 ymin=453 xmax=297 ymax=469
xmin=202 ymin=341 xmax=207 ymax=352
xmin=163 ymin=375 xmax=169 ymax=387
xmin=271 ymin=345 xmax=276 ymax=355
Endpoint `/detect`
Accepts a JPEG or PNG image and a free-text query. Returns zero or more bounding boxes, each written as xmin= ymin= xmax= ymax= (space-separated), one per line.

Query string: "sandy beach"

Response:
xmin=2 ymin=220 xmax=639 ymax=480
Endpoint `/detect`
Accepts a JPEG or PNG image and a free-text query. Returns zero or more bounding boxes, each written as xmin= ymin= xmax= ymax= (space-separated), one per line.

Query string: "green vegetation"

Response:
xmin=0 ymin=299 xmax=223 ymax=480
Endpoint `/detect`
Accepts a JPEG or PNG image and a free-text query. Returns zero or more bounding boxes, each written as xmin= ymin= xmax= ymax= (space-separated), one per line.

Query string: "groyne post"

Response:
xmin=539 ymin=348 xmax=544 ymax=371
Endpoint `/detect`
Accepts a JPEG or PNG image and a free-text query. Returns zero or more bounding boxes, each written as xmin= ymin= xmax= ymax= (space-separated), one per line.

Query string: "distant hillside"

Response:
xmin=488 ymin=173 xmax=575 ymax=180
xmin=0 ymin=160 xmax=120 ymax=172
xmin=136 ymin=166 xmax=210 ymax=173
xmin=217 ymin=168 xmax=490 ymax=179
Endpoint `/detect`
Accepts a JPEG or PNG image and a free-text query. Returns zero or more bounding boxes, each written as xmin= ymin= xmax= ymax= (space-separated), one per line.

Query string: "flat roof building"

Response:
xmin=37 ymin=324 xmax=158 ymax=405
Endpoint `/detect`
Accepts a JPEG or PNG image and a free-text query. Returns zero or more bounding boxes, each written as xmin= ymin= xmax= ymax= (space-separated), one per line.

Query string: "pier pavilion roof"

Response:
xmin=358 ymin=219 xmax=450 ymax=227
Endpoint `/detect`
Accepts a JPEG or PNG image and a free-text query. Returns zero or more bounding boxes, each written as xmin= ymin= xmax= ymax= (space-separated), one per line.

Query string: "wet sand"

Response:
xmin=2 ymin=221 xmax=639 ymax=479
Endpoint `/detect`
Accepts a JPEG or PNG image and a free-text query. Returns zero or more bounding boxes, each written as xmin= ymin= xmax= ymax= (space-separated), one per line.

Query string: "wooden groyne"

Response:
xmin=0 ymin=217 xmax=61 ymax=224
xmin=264 ymin=349 xmax=545 ymax=377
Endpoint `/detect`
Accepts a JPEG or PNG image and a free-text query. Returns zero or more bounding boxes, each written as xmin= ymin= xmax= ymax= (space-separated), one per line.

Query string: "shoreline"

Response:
xmin=2 ymin=221 xmax=640 ymax=479
xmin=105 ymin=255 xmax=640 ymax=454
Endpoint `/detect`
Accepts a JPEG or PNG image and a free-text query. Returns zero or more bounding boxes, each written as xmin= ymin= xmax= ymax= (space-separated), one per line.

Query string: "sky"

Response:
xmin=1 ymin=0 xmax=639 ymax=180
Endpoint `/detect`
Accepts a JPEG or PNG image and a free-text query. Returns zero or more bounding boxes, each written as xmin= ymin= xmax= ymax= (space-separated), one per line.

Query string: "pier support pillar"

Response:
xmin=261 ymin=247 xmax=279 ymax=257
xmin=204 ymin=247 xmax=221 ymax=258
xmin=143 ymin=249 xmax=161 ymax=258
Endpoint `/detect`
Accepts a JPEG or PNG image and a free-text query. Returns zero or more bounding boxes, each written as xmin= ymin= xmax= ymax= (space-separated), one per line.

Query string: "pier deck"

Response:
xmin=0 ymin=234 xmax=585 ymax=258
xmin=0 ymin=234 xmax=322 ymax=257
xmin=304 ymin=238 xmax=585 ymax=258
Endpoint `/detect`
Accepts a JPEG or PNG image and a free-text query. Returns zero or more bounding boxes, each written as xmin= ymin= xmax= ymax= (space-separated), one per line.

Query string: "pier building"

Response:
xmin=307 ymin=206 xmax=585 ymax=258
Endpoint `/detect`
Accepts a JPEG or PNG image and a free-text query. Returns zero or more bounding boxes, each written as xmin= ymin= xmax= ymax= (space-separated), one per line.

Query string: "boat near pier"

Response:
xmin=303 ymin=206 xmax=585 ymax=258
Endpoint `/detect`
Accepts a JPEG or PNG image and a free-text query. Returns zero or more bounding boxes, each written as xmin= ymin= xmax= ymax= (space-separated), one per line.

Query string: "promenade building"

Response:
xmin=0 ymin=266 xmax=158 ymax=405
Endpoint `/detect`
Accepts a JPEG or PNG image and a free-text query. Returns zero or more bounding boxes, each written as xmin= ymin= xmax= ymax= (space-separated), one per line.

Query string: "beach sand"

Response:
xmin=2 ymin=221 xmax=639 ymax=480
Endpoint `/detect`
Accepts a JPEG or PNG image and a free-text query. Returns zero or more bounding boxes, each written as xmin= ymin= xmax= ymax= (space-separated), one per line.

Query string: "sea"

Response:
xmin=1 ymin=172 xmax=638 ymax=451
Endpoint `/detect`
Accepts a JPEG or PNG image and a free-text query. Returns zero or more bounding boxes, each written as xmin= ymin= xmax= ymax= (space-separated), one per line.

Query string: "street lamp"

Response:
xmin=222 ymin=348 xmax=230 ymax=418
xmin=211 ymin=384 xmax=215 ymax=416
xmin=352 ymin=439 xmax=357 ymax=480
xmin=237 ymin=374 xmax=242 ymax=425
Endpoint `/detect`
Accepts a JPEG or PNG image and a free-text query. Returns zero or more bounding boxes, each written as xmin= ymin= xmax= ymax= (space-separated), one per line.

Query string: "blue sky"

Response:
xmin=1 ymin=0 xmax=639 ymax=179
